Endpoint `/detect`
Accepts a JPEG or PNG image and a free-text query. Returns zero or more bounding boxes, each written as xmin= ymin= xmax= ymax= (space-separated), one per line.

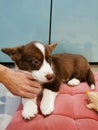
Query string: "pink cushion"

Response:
xmin=7 ymin=72 xmax=98 ymax=130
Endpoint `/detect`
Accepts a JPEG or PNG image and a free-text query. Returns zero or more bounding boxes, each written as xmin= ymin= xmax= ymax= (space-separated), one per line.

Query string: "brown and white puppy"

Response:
xmin=1 ymin=41 xmax=95 ymax=119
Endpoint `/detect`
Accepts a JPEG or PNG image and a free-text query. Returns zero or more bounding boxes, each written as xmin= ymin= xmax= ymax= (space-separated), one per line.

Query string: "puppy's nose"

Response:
xmin=46 ymin=73 xmax=54 ymax=80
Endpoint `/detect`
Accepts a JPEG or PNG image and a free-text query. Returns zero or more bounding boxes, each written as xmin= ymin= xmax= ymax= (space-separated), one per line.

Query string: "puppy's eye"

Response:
xmin=32 ymin=59 xmax=41 ymax=65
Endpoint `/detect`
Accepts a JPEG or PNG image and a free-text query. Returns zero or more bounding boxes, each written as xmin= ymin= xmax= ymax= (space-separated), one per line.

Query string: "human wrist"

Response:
xmin=0 ymin=64 xmax=8 ymax=83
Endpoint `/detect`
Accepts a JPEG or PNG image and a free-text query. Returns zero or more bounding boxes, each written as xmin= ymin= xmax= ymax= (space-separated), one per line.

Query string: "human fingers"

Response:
xmin=23 ymin=84 xmax=41 ymax=95
xmin=15 ymin=70 xmax=35 ymax=80
xmin=28 ymin=80 xmax=42 ymax=88
xmin=18 ymin=90 xmax=37 ymax=98
xmin=7 ymin=84 xmax=37 ymax=98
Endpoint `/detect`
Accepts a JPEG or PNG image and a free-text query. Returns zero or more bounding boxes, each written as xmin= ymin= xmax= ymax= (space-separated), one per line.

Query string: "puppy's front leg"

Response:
xmin=40 ymin=89 xmax=58 ymax=115
xmin=22 ymin=97 xmax=38 ymax=120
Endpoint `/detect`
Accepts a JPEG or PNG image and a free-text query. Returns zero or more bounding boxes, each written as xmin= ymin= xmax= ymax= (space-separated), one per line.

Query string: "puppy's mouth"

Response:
xmin=32 ymin=73 xmax=55 ymax=84
xmin=45 ymin=73 xmax=55 ymax=82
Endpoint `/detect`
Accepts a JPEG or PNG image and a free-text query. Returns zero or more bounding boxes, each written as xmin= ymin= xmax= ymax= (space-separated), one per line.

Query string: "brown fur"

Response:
xmin=1 ymin=41 xmax=95 ymax=92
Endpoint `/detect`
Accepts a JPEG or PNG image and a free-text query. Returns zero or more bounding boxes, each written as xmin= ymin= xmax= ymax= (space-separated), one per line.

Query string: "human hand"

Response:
xmin=0 ymin=67 xmax=41 ymax=98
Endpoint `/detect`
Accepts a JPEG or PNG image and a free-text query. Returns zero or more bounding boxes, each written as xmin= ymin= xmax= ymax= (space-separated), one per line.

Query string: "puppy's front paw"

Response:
xmin=40 ymin=101 xmax=54 ymax=116
xmin=22 ymin=102 xmax=38 ymax=120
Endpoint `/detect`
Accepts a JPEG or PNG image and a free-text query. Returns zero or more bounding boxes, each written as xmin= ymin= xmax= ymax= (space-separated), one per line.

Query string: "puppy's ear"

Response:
xmin=1 ymin=45 xmax=24 ymax=61
xmin=48 ymin=42 xmax=57 ymax=52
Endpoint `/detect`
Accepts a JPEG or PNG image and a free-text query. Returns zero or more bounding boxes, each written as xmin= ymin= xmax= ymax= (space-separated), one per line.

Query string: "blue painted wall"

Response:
xmin=51 ymin=0 xmax=98 ymax=62
xmin=0 ymin=0 xmax=98 ymax=62
xmin=0 ymin=0 xmax=50 ymax=62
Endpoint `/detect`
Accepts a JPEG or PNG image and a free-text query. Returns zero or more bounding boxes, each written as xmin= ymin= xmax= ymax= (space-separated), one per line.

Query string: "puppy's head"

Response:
xmin=1 ymin=41 xmax=57 ymax=83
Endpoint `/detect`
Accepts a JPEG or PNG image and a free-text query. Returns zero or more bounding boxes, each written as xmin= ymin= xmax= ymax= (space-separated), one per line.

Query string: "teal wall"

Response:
xmin=0 ymin=0 xmax=50 ymax=62
xmin=51 ymin=0 xmax=98 ymax=62
xmin=0 ymin=0 xmax=98 ymax=62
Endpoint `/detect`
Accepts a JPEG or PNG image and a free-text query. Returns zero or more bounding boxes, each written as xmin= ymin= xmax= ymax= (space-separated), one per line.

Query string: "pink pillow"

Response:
xmin=7 ymin=72 xmax=98 ymax=130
